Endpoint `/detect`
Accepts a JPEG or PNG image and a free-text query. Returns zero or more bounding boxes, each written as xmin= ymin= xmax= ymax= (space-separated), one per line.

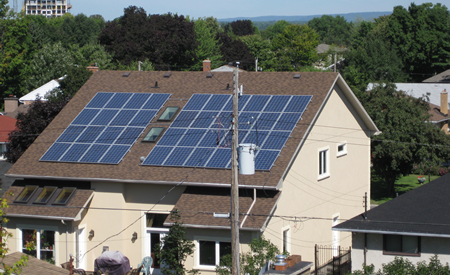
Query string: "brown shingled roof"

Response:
xmin=3 ymin=186 xmax=94 ymax=220
xmin=428 ymin=102 xmax=449 ymax=123
xmin=423 ymin=69 xmax=450 ymax=83
xmin=6 ymin=71 xmax=340 ymax=188
xmin=2 ymin=252 xmax=70 ymax=275
xmin=166 ymin=187 xmax=280 ymax=230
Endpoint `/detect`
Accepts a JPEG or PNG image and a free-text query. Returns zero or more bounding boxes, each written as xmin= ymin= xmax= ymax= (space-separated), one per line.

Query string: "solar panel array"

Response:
xmin=40 ymin=92 xmax=171 ymax=164
xmin=143 ymin=94 xmax=312 ymax=170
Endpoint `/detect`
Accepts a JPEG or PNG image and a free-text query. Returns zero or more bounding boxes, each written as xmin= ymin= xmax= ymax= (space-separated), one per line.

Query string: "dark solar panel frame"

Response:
xmin=143 ymin=94 xmax=312 ymax=170
xmin=40 ymin=92 xmax=170 ymax=164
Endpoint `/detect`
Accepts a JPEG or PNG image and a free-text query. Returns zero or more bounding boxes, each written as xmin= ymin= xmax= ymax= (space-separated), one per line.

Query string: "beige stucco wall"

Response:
xmin=352 ymin=233 xmax=450 ymax=272
xmin=263 ymin=84 xmax=372 ymax=265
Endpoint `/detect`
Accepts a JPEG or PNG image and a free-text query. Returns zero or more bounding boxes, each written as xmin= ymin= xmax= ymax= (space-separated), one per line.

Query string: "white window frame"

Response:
xmin=144 ymin=212 xmax=170 ymax=275
xmin=282 ymin=225 xmax=290 ymax=254
xmin=18 ymin=226 xmax=57 ymax=262
xmin=336 ymin=142 xmax=347 ymax=157
xmin=195 ymin=238 xmax=231 ymax=270
xmin=318 ymin=146 xmax=330 ymax=180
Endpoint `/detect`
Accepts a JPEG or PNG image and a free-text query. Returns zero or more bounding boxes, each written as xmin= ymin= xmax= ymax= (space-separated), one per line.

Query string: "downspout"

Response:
xmin=364 ymin=233 xmax=367 ymax=267
xmin=240 ymin=189 xmax=256 ymax=228
xmin=61 ymin=220 xmax=68 ymax=262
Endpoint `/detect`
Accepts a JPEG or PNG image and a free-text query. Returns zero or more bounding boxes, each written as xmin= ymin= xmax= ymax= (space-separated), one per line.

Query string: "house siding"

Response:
xmin=264 ymin=85 xmax=372 ymax=264
xmin=352 ymin=232 xmax=450 ymax=272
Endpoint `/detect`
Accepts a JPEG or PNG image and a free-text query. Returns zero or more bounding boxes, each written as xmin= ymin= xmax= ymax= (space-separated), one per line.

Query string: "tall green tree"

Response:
xmin=363 ymin=83 xmax=450 ymax=197
xmin=192 ymin=18 xmax=222 ymax=71
xmin=239 ymin=34 xmax=276 ymax=71
xmin=261 ymin=20 xmax=291 ymax=40
xmin=386 ymin=3 xmax=450 ymax=81
xmin=224 ymin=20 xmax=258 ymax=36
xmin=45 ymin=66 xmax=93 ymax=103
xmin=216 ymin=32 xmax=254 ymax=70
xmin=59 ymin=13 xmax=103 ymax=47
xmin=271 ymin=24 xmax=320 ymax=70
xmin=308 ymin=15 xmax=354 ymax=46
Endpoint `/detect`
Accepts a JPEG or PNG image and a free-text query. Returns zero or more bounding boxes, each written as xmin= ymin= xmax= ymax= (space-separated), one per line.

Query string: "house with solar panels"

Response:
xmin=3 ymin=69 xmax=379 ymax=273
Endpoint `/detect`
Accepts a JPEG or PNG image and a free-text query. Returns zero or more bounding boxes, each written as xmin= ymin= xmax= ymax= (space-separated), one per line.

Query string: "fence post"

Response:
xmin=315 ymin=244 xmax=318 ymax=275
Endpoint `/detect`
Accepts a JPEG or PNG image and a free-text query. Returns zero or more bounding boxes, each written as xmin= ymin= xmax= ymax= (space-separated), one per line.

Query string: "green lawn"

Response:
xmin=371 ymin=174 xmax=441 ymax=205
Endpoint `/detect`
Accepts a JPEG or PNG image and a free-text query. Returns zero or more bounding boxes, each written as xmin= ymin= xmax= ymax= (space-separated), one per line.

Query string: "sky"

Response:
xmin=68 ymin=0 xmax=445 ymax=21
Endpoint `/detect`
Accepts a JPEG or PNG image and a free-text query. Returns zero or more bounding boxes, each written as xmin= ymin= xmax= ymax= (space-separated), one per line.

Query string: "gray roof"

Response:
xmin=423 ymin=70 xmax=450 ymax=83
xmin=367 ymin=83 xmax=450 ymax=107
xmin=333 ymin=173 xmax=450 ymax=237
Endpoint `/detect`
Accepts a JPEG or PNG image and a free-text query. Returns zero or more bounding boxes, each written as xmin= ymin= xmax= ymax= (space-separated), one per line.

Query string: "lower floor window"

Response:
xmin=199 ymin=241 xmax=231 ymax=266
xmin=384 ymin=234 xmax=420 ymax=255
xmin=22 ymin=229 xmax=55 ymax=262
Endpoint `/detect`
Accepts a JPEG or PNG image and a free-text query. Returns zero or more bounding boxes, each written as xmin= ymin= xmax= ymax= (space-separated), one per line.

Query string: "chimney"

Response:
xmin=4 ymin=95 xmax=19 ymax=113
xmin=441 ymin=89 xmax=448 ymax=116
xmin=87 ymin=63 xmax=99 ymax=73
xmin=203 ymin=59 xmax=211 ymax=72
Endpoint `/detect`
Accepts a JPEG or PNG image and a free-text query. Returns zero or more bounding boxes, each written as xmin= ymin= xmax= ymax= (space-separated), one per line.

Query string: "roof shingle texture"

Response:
xmin=3 ymin=186 xmax=93 ymax=219
xmin=334 ymin=173 xmax=450 ymax=236
xmin=7 ymin=71 xmax=339 ymax=188
xmin=2 ymin=252 xmax=69 ymax=275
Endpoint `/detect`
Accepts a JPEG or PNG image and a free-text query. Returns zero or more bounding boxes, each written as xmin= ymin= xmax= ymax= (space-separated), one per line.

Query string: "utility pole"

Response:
xmin=231 ymin=67 xmax=240 ymax=275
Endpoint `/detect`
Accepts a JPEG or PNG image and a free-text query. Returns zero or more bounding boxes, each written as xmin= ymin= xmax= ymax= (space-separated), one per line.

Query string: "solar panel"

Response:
xmin=40 ymin=92 xmax=171 ymax=164
xmin=143 ymin=94 xmax=312 ymax=170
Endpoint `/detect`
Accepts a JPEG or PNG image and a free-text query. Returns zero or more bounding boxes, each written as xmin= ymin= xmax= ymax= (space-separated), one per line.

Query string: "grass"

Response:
xmin=371 ymin=174 xmax=441 ymax=205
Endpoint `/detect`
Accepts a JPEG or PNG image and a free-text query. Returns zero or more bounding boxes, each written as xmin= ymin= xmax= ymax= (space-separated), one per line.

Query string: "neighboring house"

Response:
xmin=19 ymin=76 xmax=65 ymax=106
xmin=422 ymin=69 xmax=450 ymax=83
xmin=315 ymin=44 xmax=347 ymax=71
xmin=24 ymin=0 xmax=72 ymax=17
xmin=3 ymin=69 xmax=379 ymax=273
xmin=367 ymin=83 xmax=450 ymax=133
xmin=333 ymin=173 xmax=450 ymax=272
xmin=0 ymin=115 xmax=16 ymax=161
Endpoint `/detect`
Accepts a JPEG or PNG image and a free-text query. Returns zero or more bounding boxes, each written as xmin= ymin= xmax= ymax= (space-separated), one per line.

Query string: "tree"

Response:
xmin=0 ymin=0 xmax=8 ymax=18
xmin=385 ymin=3 xmax=450 ymax=81
xmin=352 ymin=255 xmax=450 ymax=274
xmin=271 ymin=24 xmax=320 ymax=70
xmin=45 ymin=66 xmax=93 ymax=103
xmin=239 ymin=34 xmax=276 ymax=71
xmin=192 ymin=18 xmax=222 ymax=71
xmin=216 ymin=236 xmax=281 ymax=275
xmin=155 ymin=211 xmax=196 ymax=275
xmin=216 ymin=32 xmax=255 ymax=70
xmin=0 ymin=181 xmax=29 ymax=274
xmin=340 ymin=35 xmax=406 ymax=93
xmin=5 ymin=98 xmax=70 ymax=163
xmin=362 ymin=83 xmax=450 ymax=197
xmin=224 ymin=20 xmax=258 ymax=36
xmin=261 ymin=20 xmax=291 ymax=40
xmin=308 ymin=15 xmax=353 ymax=46
xmin=99 ymin=6 xmax=198 ymax=70
xmin=69 ymin=43 xmax=115 ymax=70
xmin=24 ymin=42 xmax=74 ymax=93
xmin=59 ymin=13 xmax=103 ymax=47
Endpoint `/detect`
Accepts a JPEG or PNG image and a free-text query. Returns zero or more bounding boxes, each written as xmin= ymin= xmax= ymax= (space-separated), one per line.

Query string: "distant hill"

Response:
xmin=218 ymin=11 xmax=392 ymax=22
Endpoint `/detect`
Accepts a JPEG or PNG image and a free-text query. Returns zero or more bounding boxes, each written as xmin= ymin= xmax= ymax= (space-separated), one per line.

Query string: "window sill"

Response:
xmin=318 ymin=173 xmax=330 ymax=181
xmin=383 ymin=251 xmax=421 ymax=257
xmin=193 ymin=265 xmax=216 ymax=271
xmin=337 ymin=152 xmax=347 ymax=158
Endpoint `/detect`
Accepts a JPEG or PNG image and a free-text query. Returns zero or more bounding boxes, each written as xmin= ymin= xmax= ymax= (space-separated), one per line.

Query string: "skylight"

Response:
xmin=33 ymin=186 xmax=57 ymax=204
xmin=143 ymin=127 xmax=165 ymax=142
xmin=52 ymin=187 xmax=76 ymax=205
xmin=158 ymin=107 xmax=179 ymax=121
xmin=14 ymin=186 xmax=38 ymax=203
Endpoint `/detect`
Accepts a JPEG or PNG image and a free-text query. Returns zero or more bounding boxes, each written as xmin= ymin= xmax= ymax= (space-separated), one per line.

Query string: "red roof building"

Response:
xmin=0 ymin=115 xmax=16 ymax=160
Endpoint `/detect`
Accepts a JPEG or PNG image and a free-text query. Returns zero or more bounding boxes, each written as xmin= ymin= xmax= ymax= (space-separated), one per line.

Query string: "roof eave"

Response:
xmin=5 ymin=174 xmax=278 ymax=190
xmin=5 ymin=213 xmax=76 ymax=221
xmin=333 ymin=227 xmax=450 ymax=238
xmin=163 ymin=223 xmax=261 ymax=231
xmin=336 ymin=74 xmax=380 ymax=135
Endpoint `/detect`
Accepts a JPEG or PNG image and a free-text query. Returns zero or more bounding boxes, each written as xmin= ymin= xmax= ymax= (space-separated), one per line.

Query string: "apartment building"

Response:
xmin=24 ymin=0 xmax=72 ymax=17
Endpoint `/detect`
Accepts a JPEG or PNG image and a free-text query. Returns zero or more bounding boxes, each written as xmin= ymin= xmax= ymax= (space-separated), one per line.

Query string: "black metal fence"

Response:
xmin=312 ymin=245 xmax=351 ymax=275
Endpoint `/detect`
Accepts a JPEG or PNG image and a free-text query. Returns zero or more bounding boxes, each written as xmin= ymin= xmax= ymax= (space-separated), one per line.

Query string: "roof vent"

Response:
xmin=151 ymin=81 xmax=159 ymax=88
xmin=164 ymin=73 xmax=171 ymax=78
xmin=294 ymin=74 xmax=301 ymax=79
xmin=123 ymin=72 xmax=131 ymax=77
xmin=225 ymin=84 xmax=230 ymax=90
xmin=206 ymin=73 xmax=213 ymax=78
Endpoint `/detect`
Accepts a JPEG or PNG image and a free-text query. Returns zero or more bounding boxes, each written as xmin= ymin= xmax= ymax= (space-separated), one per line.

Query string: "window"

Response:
xmin=143 ymin=127 xmax=165 ymax=142
xmin=383 ymin=235 xmax=420 ymax=256
xmin=21 ymin=229 xmax=55 ymax=261
xmin=15 ymin=186 xmax=38 ymax=203
xmin=146 ymin=213 xmax=169 ymax=268
xmin=337 ymin=142 xmax=347 ymax=157
xmin=52 ymin=187 xmax=76 ymax=205
xmin=318 ymin=147 xmax=329 ymax=179
xmin=34 ymin=186 xmax=57 ymax=204
xmin=158 ymin=107 xmax=179 ymax=121
xmin=198 ymin=241 xmax=231 ymax=267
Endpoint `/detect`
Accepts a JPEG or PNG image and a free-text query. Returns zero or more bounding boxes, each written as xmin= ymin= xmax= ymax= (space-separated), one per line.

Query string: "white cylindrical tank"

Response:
xmin=238 ymin=143 xmax=257 ymax=175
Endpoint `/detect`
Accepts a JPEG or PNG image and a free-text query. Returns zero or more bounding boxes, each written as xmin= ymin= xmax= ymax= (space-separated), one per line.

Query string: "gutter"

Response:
xmin=333 ymin=227 xmax=450 ymax=238
xmin=5 ymin=213 xmax=76 ymax=221
xmin=6 ymin=174 xmax=278 ymax=190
